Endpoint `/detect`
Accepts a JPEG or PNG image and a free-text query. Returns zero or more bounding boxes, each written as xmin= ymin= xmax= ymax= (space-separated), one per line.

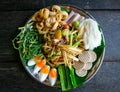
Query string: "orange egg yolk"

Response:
xmin=41 ymin=65 xmax=50 ymax=74
xmin=49 ymin=68 xmax=57 ymax=78
xmin=36 ymin=60 xmax=46 ymax=68
xmin=34 ymin=56 xmax=40 ymax=61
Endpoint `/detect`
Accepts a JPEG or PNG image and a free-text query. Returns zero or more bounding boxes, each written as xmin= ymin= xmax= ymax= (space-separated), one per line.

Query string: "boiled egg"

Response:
xmin=27 ymin=59 xmax=35 ymax=66
xmin=49 ymin=68 xmax=57 ymax=86
xmin=39 ymin=65 xmax=50 ymax=82
xmin=33 ymin=59 xmax=46 ymax=74
xmin=27 ymin=56 xmax=40 ymax=66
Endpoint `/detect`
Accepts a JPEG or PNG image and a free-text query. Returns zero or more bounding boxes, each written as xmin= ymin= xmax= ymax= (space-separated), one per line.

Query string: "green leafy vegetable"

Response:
xmin=61 ymin=7 xmax=69 ymax=13
xmin=98 ymin=25 xmax=101 ymax=31
xmin=58 ymin=65 xmax=67 ymax=91
xmin=58 ymin=65 xmax=79 ymax=91
xmin=65 ymin=66 xmax=73 ymax=90
xmin=69 ymin=67 xmax=77 ymax=88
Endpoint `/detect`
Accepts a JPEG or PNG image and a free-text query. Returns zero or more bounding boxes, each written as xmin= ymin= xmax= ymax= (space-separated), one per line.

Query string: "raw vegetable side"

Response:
xmin=12 ymin=5 xmax=105 ymax=91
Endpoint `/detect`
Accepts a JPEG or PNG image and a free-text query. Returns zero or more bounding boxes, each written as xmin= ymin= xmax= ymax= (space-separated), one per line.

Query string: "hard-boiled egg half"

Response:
xmin=33 ymin=59 xmax=46 ymax=74
xmin=49 ymin=68 xmax=57 ymax=86
xmin=27 ymin=56 xmax=46 ymax=74
xmin=27 ymin=56 xmax=40 ymax=66
xmin=27 ymin=56 xmax=57 ymax=86
xmin=39 ymin=65 xmax=50 ymax=82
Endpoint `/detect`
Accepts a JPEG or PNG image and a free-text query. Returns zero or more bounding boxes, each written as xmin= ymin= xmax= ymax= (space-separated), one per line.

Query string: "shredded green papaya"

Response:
xmin=12 ymin=21 xmax=44 ymax=62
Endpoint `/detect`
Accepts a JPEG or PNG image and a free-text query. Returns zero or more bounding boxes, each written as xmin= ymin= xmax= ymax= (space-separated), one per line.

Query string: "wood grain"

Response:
xmin=0 ymin=0 xmax=120 ymax=11
xmin=0 ymin=0 xmax=120 ymax=92
xmin=0 ymin=62 xmax=119 ymax=92
xmin=0 ymin=10 xmax=120 ymax=62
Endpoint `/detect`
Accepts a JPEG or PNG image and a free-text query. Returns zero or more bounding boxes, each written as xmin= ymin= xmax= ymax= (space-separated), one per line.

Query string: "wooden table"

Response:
xmin=0 ymin=0 xmax=120 ymax=92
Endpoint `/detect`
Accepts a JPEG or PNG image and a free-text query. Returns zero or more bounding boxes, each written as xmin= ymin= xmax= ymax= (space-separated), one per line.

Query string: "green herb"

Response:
xmin=61 ymin=7 xmax=69 ymax=13
xmin=98 ymin=25 xmax=101 ymax=31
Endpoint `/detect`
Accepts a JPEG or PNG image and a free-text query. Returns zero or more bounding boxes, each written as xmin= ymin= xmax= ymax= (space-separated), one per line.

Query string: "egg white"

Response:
xmin=33 ymin=65 xmax=41 ymax=74
xmin=39 ymin=72 xmax=48 ymax=82
xmin=49 ymin=77 xmax=57 ymax=86
xmin=27 ymin=59 xmax=35 ymax=66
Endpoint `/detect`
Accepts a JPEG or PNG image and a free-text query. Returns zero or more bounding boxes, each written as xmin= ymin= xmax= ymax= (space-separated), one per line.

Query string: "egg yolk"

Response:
xmin=34 ymin=56 xmax=40 ymax=61
xmin=41 ymin=65 xmax=50 ymax=74
xmin=36 ymin=60 xmax=46 ymax=68
xmin=49 ymin=68 xmax=57 ymax=78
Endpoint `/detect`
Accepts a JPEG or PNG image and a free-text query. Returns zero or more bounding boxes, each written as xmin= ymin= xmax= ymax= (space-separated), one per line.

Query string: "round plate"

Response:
xmin=20 ymin=5 xmax=105 ymax=89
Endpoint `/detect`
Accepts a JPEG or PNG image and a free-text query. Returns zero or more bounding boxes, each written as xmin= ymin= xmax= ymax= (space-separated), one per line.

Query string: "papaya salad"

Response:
xmin=12 ymin=5 xmax=105 ymax=91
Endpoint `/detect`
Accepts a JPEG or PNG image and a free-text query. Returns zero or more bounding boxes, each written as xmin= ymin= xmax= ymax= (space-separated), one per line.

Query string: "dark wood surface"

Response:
xmin=0 ymin=0 xmax=120 ymax=92
xmin=0 ymin=62 xmax=119 ymax=92
xmin=0 ymin=0 xmax=120 ymax=10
